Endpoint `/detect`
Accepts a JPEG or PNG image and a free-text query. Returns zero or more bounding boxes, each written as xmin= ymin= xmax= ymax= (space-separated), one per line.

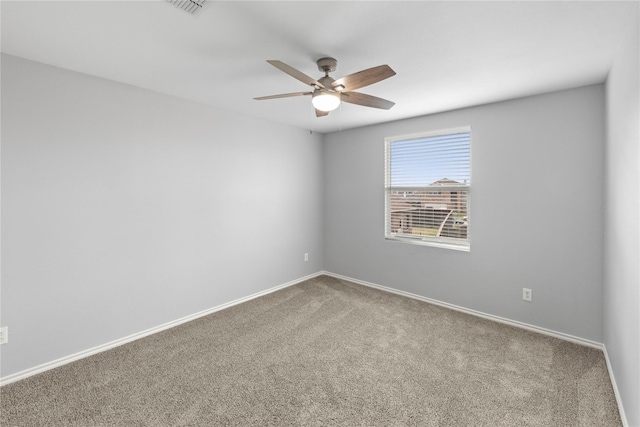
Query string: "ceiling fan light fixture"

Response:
xmin=312 ymin=91 xmax=341 ymax=112
xmin=255 ymin=59 xmax=396 ymax=115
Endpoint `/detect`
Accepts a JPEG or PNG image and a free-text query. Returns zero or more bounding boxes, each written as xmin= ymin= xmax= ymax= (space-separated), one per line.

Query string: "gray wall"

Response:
xmin=604 ymin=13 xmax=640 ymax=427
xmin=0 ymin=54 xmax=324 ymax=377
xmin=324 ymin=85 xmax=605 ymax=342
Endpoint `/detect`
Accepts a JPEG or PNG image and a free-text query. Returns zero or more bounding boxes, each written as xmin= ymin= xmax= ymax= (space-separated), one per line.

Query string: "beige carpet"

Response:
xmin=1 ymin=275 xmax=621 ymax=426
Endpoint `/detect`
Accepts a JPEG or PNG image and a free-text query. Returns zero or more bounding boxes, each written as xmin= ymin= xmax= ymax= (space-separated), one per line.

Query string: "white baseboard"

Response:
xmin=603 ymin=345 xmax=629 ymax=427
xmin=0 ymin=271 xmax=325 ymax=386
xmin=322 ymin=271 xmax=603 ymax=349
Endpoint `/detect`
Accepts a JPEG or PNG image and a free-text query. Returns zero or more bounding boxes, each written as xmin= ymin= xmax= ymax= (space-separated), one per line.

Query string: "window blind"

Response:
xmin=385 ymin=128 xmax=471 ymax=250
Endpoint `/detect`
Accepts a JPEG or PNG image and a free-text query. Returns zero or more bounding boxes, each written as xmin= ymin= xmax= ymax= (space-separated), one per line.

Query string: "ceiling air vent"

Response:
xmin=166 ymin=0 xmax=206 ymax=15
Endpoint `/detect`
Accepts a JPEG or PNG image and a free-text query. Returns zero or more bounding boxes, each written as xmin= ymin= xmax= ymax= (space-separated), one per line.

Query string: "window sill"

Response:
xmin=385 ymin=236 xmax=470 ymax=252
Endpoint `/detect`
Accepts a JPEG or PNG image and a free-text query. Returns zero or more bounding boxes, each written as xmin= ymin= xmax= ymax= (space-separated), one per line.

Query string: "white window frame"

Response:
xmin=384 ymin=126 xmax=471 ymax=252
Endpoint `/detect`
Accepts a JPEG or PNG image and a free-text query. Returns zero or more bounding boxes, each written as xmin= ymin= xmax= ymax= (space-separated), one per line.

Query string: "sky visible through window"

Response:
xmin=389 ymin=132 xmax=470 ymax=187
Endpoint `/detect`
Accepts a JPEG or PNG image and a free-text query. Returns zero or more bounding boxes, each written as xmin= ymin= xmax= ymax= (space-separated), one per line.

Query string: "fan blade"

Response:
xmin=341 ymin=91 xmax=395 ymax=110
xmin=315 ymin=109 xmax=329 ymax=117
xmin=254 ymin=92 xmax=312 ymax=100
xmin=332 ymin=65 xmax=395 ymax=91
xmin=267 ymin=60 xmax=325 ymax=89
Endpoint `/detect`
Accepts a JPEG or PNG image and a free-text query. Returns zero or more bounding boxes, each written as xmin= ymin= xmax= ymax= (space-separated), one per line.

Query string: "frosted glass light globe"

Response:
xmin=312 ymin=91 xmax=340 ymax=112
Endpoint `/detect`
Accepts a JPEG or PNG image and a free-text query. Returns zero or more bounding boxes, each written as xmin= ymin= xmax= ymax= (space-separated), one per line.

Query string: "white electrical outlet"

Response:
xmin=0 ymin=326 xmax=8 ymax=345
xmin=522 ymin=288 xmax=532 ymax=302
xmin=304 ymin=253 xmax=309 ymax=262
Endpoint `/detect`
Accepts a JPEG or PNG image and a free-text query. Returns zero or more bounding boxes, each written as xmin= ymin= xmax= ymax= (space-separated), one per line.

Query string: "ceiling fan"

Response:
xmin=254 ymin=57 xmax=396 ymax=117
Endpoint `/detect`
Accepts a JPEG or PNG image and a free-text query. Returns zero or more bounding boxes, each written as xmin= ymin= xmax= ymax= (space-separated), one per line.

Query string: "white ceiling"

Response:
xmin=1 ymin=1 xmax=637 ymax=134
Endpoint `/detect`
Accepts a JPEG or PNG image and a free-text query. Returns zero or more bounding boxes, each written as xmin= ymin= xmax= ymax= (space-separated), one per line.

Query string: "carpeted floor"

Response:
xmin=1 ymin=275 xmax=621 ymax=426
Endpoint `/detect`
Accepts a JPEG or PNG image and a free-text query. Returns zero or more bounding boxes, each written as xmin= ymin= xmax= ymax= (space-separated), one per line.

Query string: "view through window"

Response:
xmin=385 ymin=127 xmax=471 ymax=250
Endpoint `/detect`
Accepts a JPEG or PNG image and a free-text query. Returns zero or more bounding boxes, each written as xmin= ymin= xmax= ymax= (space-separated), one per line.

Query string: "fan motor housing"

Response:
xmin=318 ymin=75 xmax=336 ymax=88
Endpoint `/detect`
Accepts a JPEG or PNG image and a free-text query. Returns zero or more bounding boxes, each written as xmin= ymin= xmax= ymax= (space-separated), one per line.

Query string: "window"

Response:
xmin=385 ymin=127 xmax=471 ymax=251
